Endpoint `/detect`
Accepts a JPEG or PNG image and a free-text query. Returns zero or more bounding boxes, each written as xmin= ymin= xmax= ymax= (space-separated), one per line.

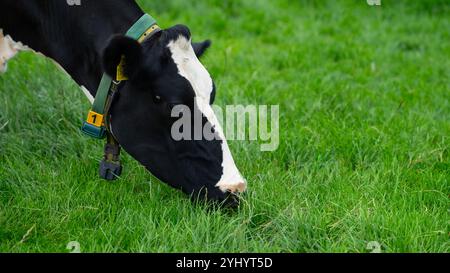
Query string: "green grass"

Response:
xmin=0 ymin=0 xmax=449 ymax=253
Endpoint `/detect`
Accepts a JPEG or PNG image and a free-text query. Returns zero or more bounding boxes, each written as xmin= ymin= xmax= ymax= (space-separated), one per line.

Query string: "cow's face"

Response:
xmin=102 ymin=25 xmax=246 ymax=207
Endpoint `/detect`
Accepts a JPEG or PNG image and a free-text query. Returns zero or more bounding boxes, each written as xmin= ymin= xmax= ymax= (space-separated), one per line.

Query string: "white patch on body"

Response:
xmin=81 ymin=86 xmax=94 ymax=104
xmin=168 ymin=35 xmax=246 ymax=193
xmin=0 ymin=29 xmax=26 ymax=73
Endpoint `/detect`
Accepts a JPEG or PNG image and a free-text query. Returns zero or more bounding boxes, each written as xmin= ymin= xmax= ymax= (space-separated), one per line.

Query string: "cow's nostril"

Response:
xmin=232 ymin=182 xmax=247 ymax=193
xmin=218 ymin=181 xmax=247 ymax=194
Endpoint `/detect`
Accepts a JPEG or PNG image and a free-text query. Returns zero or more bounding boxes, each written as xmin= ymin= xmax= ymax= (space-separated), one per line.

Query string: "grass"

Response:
xmin=0 ymin=0 xmax=449 ymax=253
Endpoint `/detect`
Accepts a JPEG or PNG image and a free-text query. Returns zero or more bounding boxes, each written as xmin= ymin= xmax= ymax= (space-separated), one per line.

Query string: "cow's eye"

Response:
xmin=153 ymin=95 xmax=162 ymax=104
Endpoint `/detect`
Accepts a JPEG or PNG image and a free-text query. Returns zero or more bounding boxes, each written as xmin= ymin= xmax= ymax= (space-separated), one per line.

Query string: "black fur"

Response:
xmin=102 ymin=35 xmax=143 ymax=80
xmin=193 ymin=40 xmax=212 ymax=57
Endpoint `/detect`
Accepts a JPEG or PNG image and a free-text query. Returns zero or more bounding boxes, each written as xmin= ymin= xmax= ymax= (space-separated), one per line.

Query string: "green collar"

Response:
xmin=81 ymin=14 xmax=160 ymax=139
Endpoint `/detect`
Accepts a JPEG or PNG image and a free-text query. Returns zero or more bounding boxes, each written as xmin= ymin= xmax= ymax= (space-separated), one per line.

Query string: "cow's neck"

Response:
xmin=55 ymin=5 xmax=144 ymax=95
xmin=2 ymin=1 xmax=144 ymax=96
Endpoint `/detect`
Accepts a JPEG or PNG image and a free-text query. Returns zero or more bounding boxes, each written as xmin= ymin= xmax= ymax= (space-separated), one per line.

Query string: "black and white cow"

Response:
xmin=0 ymin=0 xmax=246 ymax=206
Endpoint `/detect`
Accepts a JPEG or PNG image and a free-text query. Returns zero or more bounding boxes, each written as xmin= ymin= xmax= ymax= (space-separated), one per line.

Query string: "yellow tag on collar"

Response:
xmin=116 ymin=55 xmax=128 ymax=81
xmin=86 ymin=110 xmax=104 ymax=127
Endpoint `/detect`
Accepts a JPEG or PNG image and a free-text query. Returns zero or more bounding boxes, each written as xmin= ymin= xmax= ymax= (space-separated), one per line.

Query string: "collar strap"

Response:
xmin=126 ymin=14 xmax=159 ymax=40
xmin=81 ymin=14 xmax=160 ymax=139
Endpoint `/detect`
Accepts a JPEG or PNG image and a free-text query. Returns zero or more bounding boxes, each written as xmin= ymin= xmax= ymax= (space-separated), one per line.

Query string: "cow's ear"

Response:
xmin=102 ymin=35 xmax=143 ymax=79
xmin=192 ymin=40 xmax=211 ymax=58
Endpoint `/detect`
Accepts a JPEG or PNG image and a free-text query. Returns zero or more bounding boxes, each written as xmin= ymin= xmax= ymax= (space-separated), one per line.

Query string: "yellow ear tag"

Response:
xmin=116 ymin=55 xmax=128 ymax=81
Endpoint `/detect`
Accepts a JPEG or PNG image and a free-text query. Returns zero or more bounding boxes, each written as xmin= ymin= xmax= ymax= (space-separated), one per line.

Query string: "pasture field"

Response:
xmin=0 ymin=0 xmax=449 ymax=253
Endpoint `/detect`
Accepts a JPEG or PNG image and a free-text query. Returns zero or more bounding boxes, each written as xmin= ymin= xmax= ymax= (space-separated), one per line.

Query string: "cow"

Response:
xmin=0 ymin=0 xmax=246 ymax=207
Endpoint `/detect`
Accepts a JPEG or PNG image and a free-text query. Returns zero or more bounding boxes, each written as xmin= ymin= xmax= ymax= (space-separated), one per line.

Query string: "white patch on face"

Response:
xmin=168 ymin=35 xmax=247 ymax=193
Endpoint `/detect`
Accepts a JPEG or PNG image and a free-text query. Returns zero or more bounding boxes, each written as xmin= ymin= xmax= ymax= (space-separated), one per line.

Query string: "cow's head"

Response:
xmin=102 ymin=25 xmax=246 ymax=207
